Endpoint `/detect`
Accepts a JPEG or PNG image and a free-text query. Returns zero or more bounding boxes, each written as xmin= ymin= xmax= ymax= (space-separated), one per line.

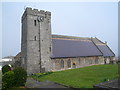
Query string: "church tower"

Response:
xmin=21 ymin=7 xmax=52 ymax=74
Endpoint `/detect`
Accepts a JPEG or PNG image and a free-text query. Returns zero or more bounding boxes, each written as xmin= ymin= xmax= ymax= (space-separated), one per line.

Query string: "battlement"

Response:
xmin=22 ymin=7 xmax=51 ymax=21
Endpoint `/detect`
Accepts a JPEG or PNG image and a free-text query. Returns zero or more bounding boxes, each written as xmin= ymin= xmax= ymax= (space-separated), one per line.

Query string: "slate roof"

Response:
xmin=96 ymin=45 xmax=115 ymax=57
xmin=91 ymin=38 xmax=115 ymax=57
xmin=51 ymin=35 xmax=115 ymax=58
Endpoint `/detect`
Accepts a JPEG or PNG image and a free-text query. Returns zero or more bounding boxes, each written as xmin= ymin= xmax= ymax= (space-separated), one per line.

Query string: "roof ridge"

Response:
xmin=52 ymin=34 xmax=90 ymax=39
xmin=52 ymin=38 xmax=91 ymax=41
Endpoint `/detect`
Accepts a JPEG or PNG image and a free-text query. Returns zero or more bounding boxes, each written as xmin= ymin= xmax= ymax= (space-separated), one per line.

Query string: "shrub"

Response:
xmin=32 ymin=71 xmax=53 ymax=79
xmin=46 ymin=71 xmax=53 ymax=75
xmin=2 ymin=71 xmax=15 ymax=89
xmin=13 ymin=67 xmax=27 ymax=87
xmin=2 ymin=65 xmax=11 ymax=74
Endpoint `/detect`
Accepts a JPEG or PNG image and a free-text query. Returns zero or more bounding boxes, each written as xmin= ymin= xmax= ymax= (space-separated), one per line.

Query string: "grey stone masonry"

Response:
xmin=21 ymin=7 xmax=52 ymax=74
xmin=51 ymin=56 xmax=104 ymax=71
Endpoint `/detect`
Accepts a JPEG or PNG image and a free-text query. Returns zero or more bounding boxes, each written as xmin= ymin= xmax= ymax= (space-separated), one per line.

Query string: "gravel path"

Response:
xmin=94 ymin=78 xmax=120 ymax=89
xmin=25 ymin=77 xmax=73 ymax=89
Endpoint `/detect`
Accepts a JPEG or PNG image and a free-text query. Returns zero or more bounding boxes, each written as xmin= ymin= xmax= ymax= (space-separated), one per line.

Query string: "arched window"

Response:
xmin=95 ymin=57 xmax=99 ymax=64
xmin=67 ymin=59 xmax=71 ymax=68
xmin=61 ymin=60 xmax=64 ymax=68
xmin=89 ymin=60 xmax=92 ymax=64
xmin=78 ymin=58 xmax=80 ymax=65
xmin=34 ymin=20 xmax=37 ymax=26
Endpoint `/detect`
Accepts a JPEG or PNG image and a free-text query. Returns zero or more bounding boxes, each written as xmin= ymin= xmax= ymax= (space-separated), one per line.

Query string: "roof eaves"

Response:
xmin=51 ymin=55 xmax=103 ymax=59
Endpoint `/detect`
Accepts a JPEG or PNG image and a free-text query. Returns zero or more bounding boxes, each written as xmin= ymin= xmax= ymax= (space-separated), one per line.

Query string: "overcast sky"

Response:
xmin=1 ymin=2 xmax=118 ymax=58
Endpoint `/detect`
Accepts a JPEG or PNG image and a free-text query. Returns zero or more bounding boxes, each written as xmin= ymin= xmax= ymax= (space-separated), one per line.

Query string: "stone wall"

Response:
xmin=51 ymin=56 xmax=104 ymax=71
xmin=1 ymin=61 xmax=14 ymax=67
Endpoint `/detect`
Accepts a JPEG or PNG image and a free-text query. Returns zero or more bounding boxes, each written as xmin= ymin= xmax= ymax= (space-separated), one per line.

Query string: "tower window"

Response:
xmin=34 ymin=20 xmax=37 ymax=26
xmin=49 ymin=47 xmax=51 ymax=52
xmin=34 ymin=36 xmax=36 ymax=41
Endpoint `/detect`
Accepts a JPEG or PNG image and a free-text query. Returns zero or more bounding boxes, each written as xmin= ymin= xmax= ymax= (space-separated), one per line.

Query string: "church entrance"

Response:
xmin=104 ymin=58 xmax=107 ymax=64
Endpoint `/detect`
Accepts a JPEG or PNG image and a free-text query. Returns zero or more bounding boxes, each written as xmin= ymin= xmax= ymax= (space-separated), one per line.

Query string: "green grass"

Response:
xmin=32 ymin=64 xmax=119 ymax=88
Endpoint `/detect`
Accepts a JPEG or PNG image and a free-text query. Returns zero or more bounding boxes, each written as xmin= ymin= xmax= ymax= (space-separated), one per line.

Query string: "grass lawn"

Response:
xmin=32 ymin=64 xmax=119 ymax=88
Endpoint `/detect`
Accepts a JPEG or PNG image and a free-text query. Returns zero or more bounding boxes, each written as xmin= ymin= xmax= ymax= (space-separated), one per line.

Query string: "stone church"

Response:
xmin=14 ymin=7 xmax=115 ymax=74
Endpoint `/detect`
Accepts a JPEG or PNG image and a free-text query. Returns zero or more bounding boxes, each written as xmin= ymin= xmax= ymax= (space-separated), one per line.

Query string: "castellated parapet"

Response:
xmin=21 ymin=7 xmax=52 ymax=74
xmin=22 ymin=7 xmax=51 ymax=22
